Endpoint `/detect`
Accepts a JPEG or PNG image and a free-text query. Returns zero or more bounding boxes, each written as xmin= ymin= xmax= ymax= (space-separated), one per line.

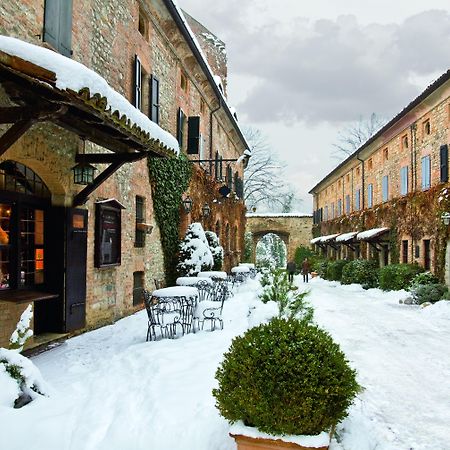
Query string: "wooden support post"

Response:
xmin=0 ymin=119 xmax=34 ymax=157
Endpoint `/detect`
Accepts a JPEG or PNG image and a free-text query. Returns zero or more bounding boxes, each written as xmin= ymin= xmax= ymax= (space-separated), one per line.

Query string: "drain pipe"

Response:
xmin=209 ymin=98 xmax=222 ymax=170
xmin=356 ymin=153 xmax=365 ymax=210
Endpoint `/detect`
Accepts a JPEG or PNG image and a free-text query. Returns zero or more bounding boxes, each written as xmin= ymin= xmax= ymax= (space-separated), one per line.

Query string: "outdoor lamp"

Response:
xmin=182 ymin=196 xmax=193 ymax=213
xmin=441 ymin=212 xmax=450 ymax=226
xmin=202 ymin=203 xmax=211 ymax=218
xmin=72 ymin=161 xmax=97 ymax=185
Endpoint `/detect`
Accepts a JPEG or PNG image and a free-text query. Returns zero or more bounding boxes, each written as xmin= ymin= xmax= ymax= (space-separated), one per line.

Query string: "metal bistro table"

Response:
xmin=144 ymin=286 xmax=198 ymax=341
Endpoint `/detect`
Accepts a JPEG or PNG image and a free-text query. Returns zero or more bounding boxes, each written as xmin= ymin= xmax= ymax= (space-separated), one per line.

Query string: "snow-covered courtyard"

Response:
xmin=1 ymin=276 xmax=450 ymax=450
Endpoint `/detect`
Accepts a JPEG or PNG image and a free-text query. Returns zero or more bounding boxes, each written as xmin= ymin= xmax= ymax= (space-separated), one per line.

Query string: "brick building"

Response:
xmin=310 ymin=71 xmax=450 ymax=280
xmin=0 ymin=0 xmax=249 ymax=349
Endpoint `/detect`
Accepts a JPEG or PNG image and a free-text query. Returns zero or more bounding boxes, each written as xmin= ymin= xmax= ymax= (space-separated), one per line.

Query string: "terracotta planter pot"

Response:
xmin=230 ymin=433 xmax=329 ymax=450
xmin=310 ymin=272 xmax=318 ymax=278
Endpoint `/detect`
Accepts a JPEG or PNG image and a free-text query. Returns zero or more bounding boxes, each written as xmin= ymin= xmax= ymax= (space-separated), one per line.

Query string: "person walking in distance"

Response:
xmin=302 ymin=258 xmax=311 ymax=283
xmin=286 ymin=260 xmax=296 ymax=283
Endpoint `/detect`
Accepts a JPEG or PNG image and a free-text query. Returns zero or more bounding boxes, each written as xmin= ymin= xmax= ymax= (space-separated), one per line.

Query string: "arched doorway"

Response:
xmin=255 ymin=233 xmax=287 ymax=268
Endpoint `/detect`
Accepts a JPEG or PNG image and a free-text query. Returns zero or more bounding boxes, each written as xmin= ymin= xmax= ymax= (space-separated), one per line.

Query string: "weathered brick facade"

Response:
xmin=0 ymin=0 xmax=248 ymax=348
xmin=310 ymin=72 xmax=450 ymax=279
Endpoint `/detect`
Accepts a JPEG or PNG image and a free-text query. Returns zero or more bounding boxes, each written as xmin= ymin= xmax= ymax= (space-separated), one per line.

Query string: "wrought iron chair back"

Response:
xmin=195 ymin=279 xmax=213 ymax=302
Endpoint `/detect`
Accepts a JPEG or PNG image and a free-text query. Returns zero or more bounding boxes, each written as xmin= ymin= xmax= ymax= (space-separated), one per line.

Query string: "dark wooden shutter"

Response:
xmin=43 ymin=0 xmax=60 ymax=50
xmin=150 ymin=75 xmax=159 ymax=124
xmin=440 ymin=144 xmax=448 ymax=182
xmin=58 ymin=0 xmax=73 ymax=57
xmin=177 ymin=108 xmax=185 ymax=148
xmin=187 ymin=116 xmax=200 ymax=154
xmin=214 ymin=151 xmax=219 ymax=179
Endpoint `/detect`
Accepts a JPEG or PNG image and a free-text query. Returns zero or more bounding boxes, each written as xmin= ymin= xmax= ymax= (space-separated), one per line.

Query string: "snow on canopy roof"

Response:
xmin=336 ymin=231 xmax=358 ymax=243
xmin=357 ymin=227 xmax=390 ymax=241
xmin=0 ymin=35 xmax=179 ymax=155
xmin=310 ymin=233 xmax=340 ymax=244
xmin=246 ymin=213 xmax=313 ymax=218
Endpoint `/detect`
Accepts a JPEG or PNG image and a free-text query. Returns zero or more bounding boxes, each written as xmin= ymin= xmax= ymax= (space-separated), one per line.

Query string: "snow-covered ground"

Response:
xmin=1 ymin=277 xmax=449 ymax=450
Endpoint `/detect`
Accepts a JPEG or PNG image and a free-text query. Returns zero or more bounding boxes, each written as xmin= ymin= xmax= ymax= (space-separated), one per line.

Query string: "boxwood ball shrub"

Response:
xmin=409 ymin=271 xmax=440 ymax=290
xmin=325 ymin=260 xmax=349 ymax=282
xmin=378 ymin=264 xmax=424 ymax=291
xmin=213 ymin=318 xmax=360 ymax=436
xmin=341 ymin=259 xmax=379 ymax=289
xmin=410 ymin=283 xmax=448 ymax=304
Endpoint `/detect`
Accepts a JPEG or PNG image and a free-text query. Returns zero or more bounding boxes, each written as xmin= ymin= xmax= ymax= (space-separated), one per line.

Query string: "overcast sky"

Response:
xmin=177 ymin=0 xmax=450 ymax=212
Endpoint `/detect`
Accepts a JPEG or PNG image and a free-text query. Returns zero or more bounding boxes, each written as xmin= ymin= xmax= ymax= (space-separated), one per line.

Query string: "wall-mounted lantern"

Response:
xmin=182 ymin=196 xmax=193 ymax=213
xmin=441 ymin=212 xmax=450 ymax=226
xmin=202 ymin=203 xmax=211 ymax=218
xmin=73 ymin=138 xmax=97 ymax=185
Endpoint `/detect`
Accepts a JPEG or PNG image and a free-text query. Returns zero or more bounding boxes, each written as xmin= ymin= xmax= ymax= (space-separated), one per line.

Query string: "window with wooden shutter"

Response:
xmin=150 ymin=75 xmax=159 ymax=124
xmin=382 ymin=175 xmax=389 ymax=202
xmin=134 ymin=56 xmax=142 ymax=110
xmin=421 ymin=155 xmax=431 ymax=190
xmin=440 ymin=144 xmax=448 ymax=183
xmin=187 ymin=117 xmax=200 ymax=154
xmin=44 ymin=0 xmax=73 ymax=57
xmin=367 ymin=183 xmax=373 ymax=208
xmin=400 ymin=166 xmax=409 ymax=196
xmin=177 ymin=108 xmax=186 ymax=149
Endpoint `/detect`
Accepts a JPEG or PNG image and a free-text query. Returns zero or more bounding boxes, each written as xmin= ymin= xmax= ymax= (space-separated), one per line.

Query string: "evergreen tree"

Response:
xmin=205 ymin=231 xmax=224 ymax=271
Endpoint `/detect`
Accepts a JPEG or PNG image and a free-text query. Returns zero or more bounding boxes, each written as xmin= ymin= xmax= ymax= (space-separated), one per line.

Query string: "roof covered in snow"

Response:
xmin=0 ymin=36 xmax=179 ymax=155
xmin=311 ymin=233 xmax=340 ymax=244
xmin=336 ymin=231 xmax=358 ymax=243
xmin=246 ymin=213 xmax=313 ymax=218
xmin=357 ymin=227 xmax=390 ymax=241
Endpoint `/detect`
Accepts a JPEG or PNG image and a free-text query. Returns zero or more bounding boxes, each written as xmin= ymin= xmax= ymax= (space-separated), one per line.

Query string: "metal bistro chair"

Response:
xmin=178 ymin=294 xmax=197 ymax=335
xmin=143 ymin=290 xmax=182 ymax=341
xmin=194 ymin=281 xmax=227 ymax=332
xmin=195 ymin=278 xmax=213 ymax=302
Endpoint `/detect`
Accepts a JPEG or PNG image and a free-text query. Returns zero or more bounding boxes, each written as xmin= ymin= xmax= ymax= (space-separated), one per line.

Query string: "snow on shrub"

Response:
xmin=378 ymin=264 xmax=423 ymax=291
xmin=213 ymin=318 xmax=360 ymax=436
xmin=410 ymin=284 xmax=449 ymax=305
xmin=409 ymin=271 xmax=440 ymax=290
xmin=205 ymin=231 xmax=224 ymax=271
xmin=177 ymin=222 xmax=213 ymax=276
xmin=341 ymin=259 xmax=379 ymax=289
xmin=9 ymin=304 xmax=33 ymax=352
xmin=0 ymin=348 xmax=48 ymax=408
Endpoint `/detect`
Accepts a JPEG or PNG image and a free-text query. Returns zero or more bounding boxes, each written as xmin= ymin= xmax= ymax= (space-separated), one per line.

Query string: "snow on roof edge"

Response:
xmin=0 ymin=35 xmax=179 ymax=155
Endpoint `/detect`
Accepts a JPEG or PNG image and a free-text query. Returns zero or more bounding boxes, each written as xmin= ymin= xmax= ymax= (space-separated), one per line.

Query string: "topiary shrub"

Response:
xmin=314 ymin=260 xmax=328 ymax=278
xmin=410 ymin=283 xmax=448 ymax=304
xmin=213 ymin=318 xmax=360 ymax=436
xmin=205 ymin=231 xmax=224 ymax=271
xmin=409 ymin=271 xmax=440 ymax=290
xmin=341 ymin=259 xmax=379 ymax=289
xmin=325 ymin=260 xmax=349 ymax=282
xmin=378 ymin=264 xmax=424 ymax=291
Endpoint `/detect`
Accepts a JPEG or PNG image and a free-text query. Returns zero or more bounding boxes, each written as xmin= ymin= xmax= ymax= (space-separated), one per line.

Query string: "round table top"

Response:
xmin=197 ymin=271 xmax=227 ymax=280
xmin=239 ymin=263 xmax=255 ymax=268
xmin=231 ymin=266 xmax=250 ymax=273
xmin=176 ymin=277 xmax=213 ymax=286
xmin=152 ymin=286 xmax=198 ymax=297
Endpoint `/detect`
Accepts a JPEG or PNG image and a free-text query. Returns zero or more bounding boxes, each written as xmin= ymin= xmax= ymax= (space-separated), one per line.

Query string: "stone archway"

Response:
xmin=246 ymin=214 xmax=313 ymax=263
xmin=254 ymin=231 xmax=289 ymax=267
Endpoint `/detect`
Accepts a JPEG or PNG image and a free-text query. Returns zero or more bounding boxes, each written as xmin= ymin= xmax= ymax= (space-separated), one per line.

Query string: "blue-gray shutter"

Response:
xmin=177 ymin=108 xmax=185 ymax=148
xmin=187 ymin=116 xmax=200 ymax=154
xmin=58 ymin=0 xmax=73 ymax=57
xmin=400 ymin=166 xmax=408 ymax=195
xmin=440 ymin=144 xmax=448 ymax=182
xmin=134 ymin=56 xmax=142 ymax=109
xmin=367 ymin=184 xmax=373 ymax=208
xmin=44 ymin=0 xmax=60 ymax=50
xmin=150 ymin=75 xmax=159 ymax=124
xmin=382 ymin=176 xmax=389 ymax=201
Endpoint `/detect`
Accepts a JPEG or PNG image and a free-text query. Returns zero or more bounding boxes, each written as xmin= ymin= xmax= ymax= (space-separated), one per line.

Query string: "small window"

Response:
xmin=356 ymin=167 xmax=360 ymax=177
xmin=180 ymin=71 xmax=188 ymax=91
xmin=338 ymin=180 xmax=341 ymax=189
xmin=138 ymin=6 xmax=148 ymax=40
xmin=402 ymin=240 xmax=408 ymax=264
xmin=135 ymin=196 xmax=145 ymax=248
xmin=346 ymin=174 xmax=350 ymax=183
xmin=402 ymin=135 xmax=409 ymax=150
xmin=133 ymin=271 xmax=144 ymax=306
xmin=368 ymin=158 xmax=373 ymax=170
xmin=383 ymin=148 xmax=389 ymax=161
xmin=423 ymin=119 xmax=431 ymax=136
xmin=95 ymin=201 xmax=123 ymax=268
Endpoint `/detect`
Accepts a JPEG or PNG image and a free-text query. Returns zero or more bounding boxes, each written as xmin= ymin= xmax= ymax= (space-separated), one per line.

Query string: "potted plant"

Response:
xmin=212 ymin=318 xmax=360 ymax=449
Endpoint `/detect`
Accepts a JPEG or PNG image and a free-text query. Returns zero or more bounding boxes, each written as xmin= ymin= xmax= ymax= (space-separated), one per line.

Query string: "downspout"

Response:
xmin=209 ymin=98 xmax=222 ymax=172
xmin=410 ymin=122 xmax=418 ymax=262
xmin=356 ymin=154 xmax=365 ymax=210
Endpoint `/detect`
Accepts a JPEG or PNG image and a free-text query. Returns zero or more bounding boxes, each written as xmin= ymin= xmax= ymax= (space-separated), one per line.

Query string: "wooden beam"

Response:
xmin=0 ymin=119 xmax=34 ymax=157
xmin=75 ymin=152 xmax=148 ymax=164
xmin=0 ymin=106 xmax=34 ymax=123
xmin=72 ymin=160 xmax=126 ymax=207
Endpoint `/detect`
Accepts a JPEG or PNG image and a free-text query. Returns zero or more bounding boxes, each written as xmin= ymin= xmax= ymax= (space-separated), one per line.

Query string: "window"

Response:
xmin=177 ymin=108 xmax=186 ymax=149
xmin=43 ymin=0 xmax=73 ymax=57
xmin=133 ymin=271 xmax=144 ymax=306
xmin=346 ymin=174 xmax=350 ymax=183
xmin=423 ymin=239 xmax=431 ymax=270
xmin=324 ymin=205 xmax=328 ymax=221
xmin=180 ymin=71 xmax=188 ymax=91
xmin=355 ymin=189 xmax=361 ymax=211
xmin=95 ymin=200 xmax=123 ymax=268
xmin=440 ymin=144 xmax=448 ymax=183
xmin=356 ymin=167 xmax=360 ymax=177
xmin=400 ymin=166 xmax=409 ymax=196
xmin=423 ymin=119 xmax=431 ymax=136
xmin=421 ymin=155 xmax=431 ymax=190
xmin=187 ymin=116 xmax=200 ymax=154
xmin=134 ymin=55 xmax=142 ymax=110
xmin=402 ymin=240 xmax=408 ymax=264
xmin=338 ymin=180 xmax=341 ymax=189
xmin=382 ymin=175 xmax=389 ymax=202
xmin=135 ymin=196 xmax=145 ymax=248
xmin=138 ymin=6 xmax=148 ymax=40
xmin=149 ymin=75 xmax=159 ymax=124
xmin=402 ymin=134 xmax=409 ymax=150
xmin=383 ymin=148 xmax=389 ymax=162
xmin=337 ymin=199 xmax=342 ymax=216
xmin=345 ymin=195 xmax=350 ymax=214
xmin=367 ymin=183 xmax=373 ymax=208
xmin=368 ymin=158 xmax=373 ymax=170
xmin=331 ymin=203 xmax=335 ymax=219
